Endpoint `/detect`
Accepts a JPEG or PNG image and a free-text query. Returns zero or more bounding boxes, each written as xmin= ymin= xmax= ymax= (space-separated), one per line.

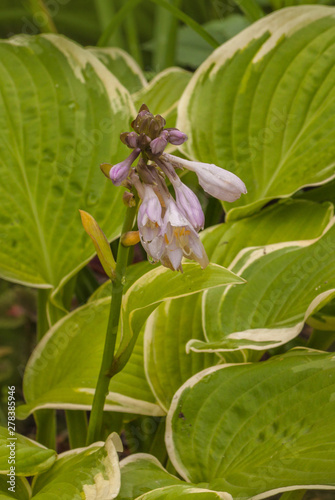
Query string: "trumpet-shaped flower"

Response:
xmin=160 ymin=198 xmax=208 ymax=271
xmin=171 ymin=178 xmax=204 ymax=232
xmin=100 ymin=104 xmax=247 ymax=272
xmin=138 ymin=185 xmax=165 ymax=261
xmin=164 ymin=154 xmax=247 ymax=202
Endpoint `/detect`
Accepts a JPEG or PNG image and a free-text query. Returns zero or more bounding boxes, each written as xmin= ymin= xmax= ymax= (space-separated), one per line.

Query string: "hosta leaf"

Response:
xmin=190 ymin=219 xmax=335 ymax=353
xmin=133 ymin=68 xmax=192 ymax=129
xmin=32 ymin=433 xmax=121 ymax=499
xmin=134 ymin=486 xmax=232 ymax=500
xmin=18 ymin=263 xmax=242 ymax=418
xmin=117 ymin=454 xmax=185 ymax=500
xmin=17 ymin=298 xmax=162 ymax=419
xmin=114 ymin=263 xmax=244 ymax=373
xmin=201 ymin=199 xmax=333 ymax=268
xmin=166 ymin=350 xmax=335 ymax=499
xmin=88 ymin=47 xmax=147 ymax=94
xmin=0 ymin=426 xmax=56 ymax=476
xmin=144 ymin=296 xmax=222 ymax=413
xmin=177 ymin=6 xmax=335 ymax=220
xmin=144 ymin=199 xmax=332 ymax=408
xmin=0 ymin=475 xmax=31 ymax=499
xmin=0 ymin=34 xmax=134 ymax=299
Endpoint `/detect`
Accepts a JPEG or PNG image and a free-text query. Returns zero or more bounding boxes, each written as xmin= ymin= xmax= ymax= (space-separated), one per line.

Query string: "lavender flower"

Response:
xmin=100 ymin=104 xmax=247 ymax=272
xmin=160 ymin=197 xmax=208 ymax=271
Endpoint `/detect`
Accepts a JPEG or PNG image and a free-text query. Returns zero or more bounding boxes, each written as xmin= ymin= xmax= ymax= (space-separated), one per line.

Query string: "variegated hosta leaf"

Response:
xmin=144 ymin=199 xmax=333 ymax=406
xmin=191 ymin=219 xmax=335 ymax=353
xmin=133 ymin=68 xmax=192 ymax=129
xmin=202 ymin=199 xmax=333 ymax=268
xmin=0 ymin=426 xmax=56 ymax=476
xmin=114 ymin=263 xmax=244 ymax=372
xmin=32 ymin=433 xmax=121 ymax=499
xmin=117 ymin=453 xmax=185 ymax=500
xmin=0 ymin=475 xmax=31 ymax=499
xmin=133 ymin=486 xmax=232 ymax=500
xmin=17 ymin=298 xmax=162 ymax=419
xmin=144 ymin=296 xmax=224 ymax=413
xmin=177 ymin=6 xmax=335 ymax=220
xmin=0 ymin=34 xmax=134 ymax=301
xmin=18 ymin=263 xmax=242 ymax=418
xmin=166 ymin=350 xmax=335 ymax=500
xmin=88 ymin=46 xmax=147 ymax=93
xmin=307 ymin=295 xmax=335 ymax=330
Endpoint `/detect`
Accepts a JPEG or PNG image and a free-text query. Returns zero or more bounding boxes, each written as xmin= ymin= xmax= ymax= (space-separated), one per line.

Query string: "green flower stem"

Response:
xmin=27 ymin=0 xmax=58 ymax=33
xmin=36 ymin=289 xmax=56 ymax=449
xmin=86 ymin=202 xmax=138 ymax=445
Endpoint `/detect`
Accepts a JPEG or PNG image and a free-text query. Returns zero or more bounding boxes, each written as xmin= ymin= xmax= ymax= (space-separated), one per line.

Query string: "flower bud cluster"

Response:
xmin=100 ymin=105 xmax=247 ymax=272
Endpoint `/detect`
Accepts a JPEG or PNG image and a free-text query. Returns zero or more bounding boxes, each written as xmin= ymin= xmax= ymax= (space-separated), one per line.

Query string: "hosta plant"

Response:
xmin=0 ymin=2 xmax=335 ymax=500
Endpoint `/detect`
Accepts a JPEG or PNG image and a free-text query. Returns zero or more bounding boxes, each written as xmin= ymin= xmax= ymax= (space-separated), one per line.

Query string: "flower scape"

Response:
xmin=101 ymin=104 xmax=247 ymax=272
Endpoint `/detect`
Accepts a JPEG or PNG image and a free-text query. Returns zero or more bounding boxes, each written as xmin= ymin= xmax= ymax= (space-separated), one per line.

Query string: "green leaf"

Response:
xmin=133 ymin=68 xmax=192 ymax=129
xmin=134 ymin=486 xmax=232 ymax=500
xmin=175 ymin=16 xmax=250 ymax=69
xmin=144 ymin=296 xmax=222 ymax=413
xmin=307 ymin=297 xmax=335 ymax=330
xmin=18 ymin=263 xmax=243 ymax=418
xmin=145 ymin=199 xmax=333 ymax=407
xmin=191 ymin=219 xmax=335 ymax=353
xmin=88 ymin=46 xmax=147 ymax=93
xmin=201 ymin=199 xmax=333 ymax=268
xmin=114 ymin=263 xmax=244 ymax=373
xmin=177 ymin=6 xmax=335 ymax=220
xmin=0 ymin=475 xmax=31 ymax=499
xmin=0 ymin=34 xmax=134 ymax=298
xmin=117 ymin=453 xmax=185 ymax=500
xmin=0 ymin=426 xmax=56 ymax=476
xmin=88 ymin=261 xmax=159 ymax=302
xmin=166 ymin=350 xmax=335 ymax=499
xmin=17 ymin=298 xmax=162 ymax=419
xmin=31 ymin=433 xmax=121 ymax=499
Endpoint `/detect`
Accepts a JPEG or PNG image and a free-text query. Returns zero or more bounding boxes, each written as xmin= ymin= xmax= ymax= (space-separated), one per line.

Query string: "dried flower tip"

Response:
xmin=123 ymin=191 xmax=136 ymax=207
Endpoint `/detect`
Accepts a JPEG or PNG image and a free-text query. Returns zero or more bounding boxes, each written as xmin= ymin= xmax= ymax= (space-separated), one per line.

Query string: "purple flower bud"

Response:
xmin=150 ymin=131 xmax=168 ymax=155
xmin=164 ymin=154 xmax=247 ymax=202
xmin=110 ymin=148 xmax=140 ymax=186
xmin=120 ymin=131 xmax=138 ymax=149
xmin=167 ymin=129 xmax=188 ymax=146
xmin=174 ymin=181 xmax=204 ymax=232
